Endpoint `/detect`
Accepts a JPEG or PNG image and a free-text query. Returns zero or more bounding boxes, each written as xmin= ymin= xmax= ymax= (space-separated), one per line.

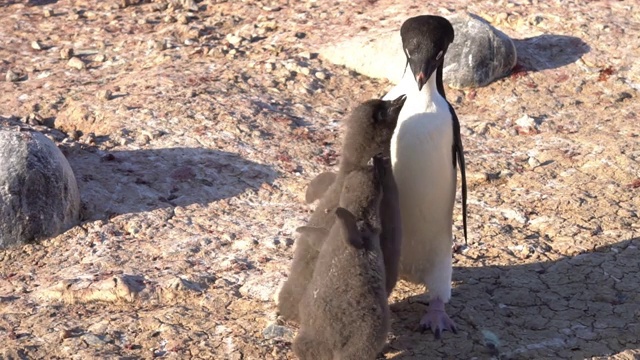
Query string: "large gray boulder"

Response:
xmin=444 ymin=13 xmax=517 ymax=88
xmin=0 ymin=129 xmax=80 ymax=248
xmin=319 ymin=13 xmax=517 ymax=89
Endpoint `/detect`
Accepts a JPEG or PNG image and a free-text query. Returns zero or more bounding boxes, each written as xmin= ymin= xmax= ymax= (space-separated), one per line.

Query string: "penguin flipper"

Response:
xmin=296 ymin=226 xmax=329 ymax=250
xmin=335 ymin=207 xmax=364 ymax=250
xmin=449 ymin=103 xmax=468 ymax=246
xmin=305 ymin=172 xmax=337 ymax=204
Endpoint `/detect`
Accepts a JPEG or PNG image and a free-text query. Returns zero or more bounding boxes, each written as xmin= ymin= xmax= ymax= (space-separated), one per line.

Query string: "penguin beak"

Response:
xmin=390 ymin=94 xmax=407 ymax=109
xmin=389 ymin=94 xmax=407 ymax=116
xmin=415 ymin=61 xmax=437 ymax=91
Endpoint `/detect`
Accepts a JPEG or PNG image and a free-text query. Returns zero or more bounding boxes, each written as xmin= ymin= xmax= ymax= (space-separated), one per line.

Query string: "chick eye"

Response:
xmin=435 ymin=50 xmax=443 ymax=60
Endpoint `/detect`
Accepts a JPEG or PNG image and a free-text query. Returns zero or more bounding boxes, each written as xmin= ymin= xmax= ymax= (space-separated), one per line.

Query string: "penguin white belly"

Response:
xmin=391 ymin=103 xmax=456 ymax=300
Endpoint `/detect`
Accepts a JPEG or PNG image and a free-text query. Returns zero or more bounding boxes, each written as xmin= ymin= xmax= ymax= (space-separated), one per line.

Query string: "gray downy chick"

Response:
xmin=294 ymin=157 xmax=389 ymax=360
xmin=277 ymin=96 xmax=406 ymax=323
xmin=303 ymin=155 xmax=402 ymax=297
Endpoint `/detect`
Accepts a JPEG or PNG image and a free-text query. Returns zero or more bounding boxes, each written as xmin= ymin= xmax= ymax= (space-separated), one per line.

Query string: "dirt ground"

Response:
xmin=0 ymin=0 xmax=639 ymax=359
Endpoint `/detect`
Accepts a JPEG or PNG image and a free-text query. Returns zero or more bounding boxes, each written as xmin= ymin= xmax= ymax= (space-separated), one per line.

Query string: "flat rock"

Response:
xmin=239 ymin=273 xmax=281 ymax=302
xmin=319 ymin=12 xmax=517 ymax=88
xmin=0 ymin=129 xmax=80 ymax=248
xmin=262 ymin=323 xmax=295 ymax=341
xmin=54 ymin=99 xmax=123 ymax=136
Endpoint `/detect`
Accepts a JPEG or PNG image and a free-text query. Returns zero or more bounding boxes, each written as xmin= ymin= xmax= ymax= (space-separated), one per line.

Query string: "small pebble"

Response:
xmin=96 ymin=89 xmax=112 ymax=100
xmin=24 ymin=113 xmax=42 ymax=125
xmin=60 ymin=48 xmax=74 ymax=60
xmin=226 ymin=34 xmax=242 ymax=46
xmin=153 ymin=3 xmax=168 ymax=11
xmin=298 ymin=51 xmax=311 ymax=59
xmin=60 ymin=329 xmax=73 ymax=340
xmin=136 ymin=134 xmax=150 ymax=145
xmin=528 ymin=156 xmax=541 ymax=168
xmin=67 ymin=130 xmax=81 ymax=141
xmin=101 ymin=153 xmax=116 ymax=162
xmin=67 ymin=57 xmax=86 ymax=70
xmin=82 ymin=132 xmax=96 ymax=145
xmin=82 ymin=333 xmax=105 ymax=346
xmin=94 ymin=54 xmax=106 ymax=62
xmin=149 ymin=130 xmax=164 ymax=139
xmin=177 ymin=14 xmax=188 ymax=24
xmin=43 ymin=8 xmax=53 ymax=17
xmin=315 ymin=71 xmax=326 ymax=80
xmin=259 ymin=21 xmax=277 ymax=31
xmin=6 ymin=69 xmax=20 ymax=82
xmin=31 ymin=41 xmax=43 ymax=50
xmin=147 ymin=39 xmax=164 ymax=50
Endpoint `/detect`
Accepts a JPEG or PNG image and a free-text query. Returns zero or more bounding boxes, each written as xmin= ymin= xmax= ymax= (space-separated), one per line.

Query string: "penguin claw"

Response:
xmin=418 ymin=299 xmax=457 ymax=338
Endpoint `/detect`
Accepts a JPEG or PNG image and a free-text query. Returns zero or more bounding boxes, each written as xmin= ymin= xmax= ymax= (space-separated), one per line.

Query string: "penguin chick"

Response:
xmin=303 ymin=156 xmax=402 ymax=296
xmin=385 ymin=15 xmax=467 ymax=338
xmin=277 ymin=96 xmax=405 ymax=323
xmin=294 ymin=158 xmax=389 ymax=360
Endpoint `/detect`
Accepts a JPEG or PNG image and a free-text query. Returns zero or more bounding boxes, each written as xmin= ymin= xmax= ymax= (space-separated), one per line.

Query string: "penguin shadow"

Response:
xmin=63 ymin=145 xmax=278 ymax=221
xmin=512 ymin=35 xmax=590 ymax=72
xmin=386 ymin=237 xmax=640 ymax=359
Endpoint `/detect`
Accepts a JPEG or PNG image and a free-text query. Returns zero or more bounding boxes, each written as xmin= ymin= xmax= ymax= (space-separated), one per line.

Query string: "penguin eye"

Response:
xmin=435 ymin=50 xmax=443 ymax=61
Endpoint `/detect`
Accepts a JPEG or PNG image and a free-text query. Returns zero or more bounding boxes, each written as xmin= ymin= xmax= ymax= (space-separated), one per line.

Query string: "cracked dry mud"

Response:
xmin=0 ymin=0 xmax=639 ymax=359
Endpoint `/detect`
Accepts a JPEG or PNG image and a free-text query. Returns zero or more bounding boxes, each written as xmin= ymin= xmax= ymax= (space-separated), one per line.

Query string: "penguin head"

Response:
xmin=341 ymin=95 xmax=406 ymax=167
xmin=400 ymin=15 xmax=454 ymax=91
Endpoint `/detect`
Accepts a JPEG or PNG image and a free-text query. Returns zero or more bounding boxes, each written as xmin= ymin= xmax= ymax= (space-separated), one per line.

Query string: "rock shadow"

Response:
xmin=387 ymin=238 xmax=639 ymax=359
xmin=27 ymin=0 xmax=58 ymax=5
xmin=64 ymin=147 xmax=278 ymax=221
xmin=0 ymin=1 xmax=19 ymax=7
xmin=513 ymin=35 xmax=590 ymax=72
xmin=251 ymin=99 xmax=312 ymax=128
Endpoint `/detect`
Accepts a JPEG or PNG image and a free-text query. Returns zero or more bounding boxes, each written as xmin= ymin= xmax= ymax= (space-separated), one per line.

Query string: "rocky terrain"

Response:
xmin=0 ymin=0 xmax=639 ymax=359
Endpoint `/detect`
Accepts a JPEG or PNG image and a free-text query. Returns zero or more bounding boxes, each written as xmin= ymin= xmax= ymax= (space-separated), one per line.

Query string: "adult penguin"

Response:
xmin=383 ymin=15 xmax=468 ymax=338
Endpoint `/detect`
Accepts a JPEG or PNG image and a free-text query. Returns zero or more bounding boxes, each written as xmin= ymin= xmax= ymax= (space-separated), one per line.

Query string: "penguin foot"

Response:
xmin=418 ymin=297 xmax=457 ymax=339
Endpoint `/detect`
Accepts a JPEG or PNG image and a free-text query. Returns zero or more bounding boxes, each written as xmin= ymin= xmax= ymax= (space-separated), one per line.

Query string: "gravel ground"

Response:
xmin=0 ymin=0 xmax=639 ymax=359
